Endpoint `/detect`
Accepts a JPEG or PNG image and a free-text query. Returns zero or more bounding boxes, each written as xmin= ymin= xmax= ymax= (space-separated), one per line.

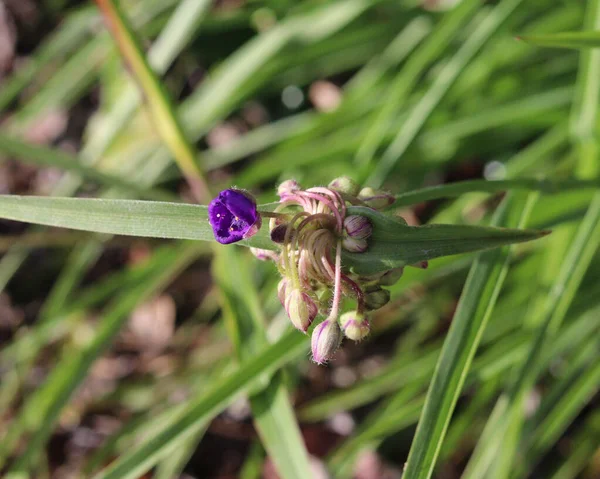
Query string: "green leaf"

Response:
xmin=519 ymin=31 xmax=600 ymax=50
xmin=0 ymin=243 xmax=200 ymax=471
xmin=0 ymin=195 xmax=272 ymax=250
xmin=95 ymin=0 xmax=210 ymax=202
xmin=0 ymin=196 xmax=549 ymax=275
xmin=402 ymin=193 xmax=536 ymax=479
xmin=0 ymin=196 xmax=549 ymax=276
xmin=214 ymin=248 xmax=312 ymax=479
xmin=392 ymin=178 xmax=600 ymax=208
xmin=344 ymin=206 xmax=548 ymax=275
xmin=0 ymin=134 xmax=175 ymax=201
xmin=367 ymin=0 xmax=525 ymax=187
xmin=93 ymin=330 xmax=308 ymax=479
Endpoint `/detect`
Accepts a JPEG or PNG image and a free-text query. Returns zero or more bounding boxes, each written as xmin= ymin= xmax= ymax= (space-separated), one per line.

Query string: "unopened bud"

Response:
xmin=358 ymin=187 xmax=395 ymax=209
xmin=328 ymin=176 xmax=360 ymax=196
xmin=378 ymin=267 xmax=404 ymax=286
xmin=270 ymin=223 xmax=288 ymax=243
xmin=278 ymin=179 xmax=301 ymax=197
xmin=339 ymin=311 xmax=370 ymax=341
xmin=364 ymin=286 xmax=390 ymax=310
xmin=343 ymin=215 xmax=372 ymax=240
xmin=342 ymin=237 xmax=368 ymax=253
xmin=277 ymin=278 xmax=289 ymax=307
xmin=285 ymin=288 xmax=318 ymax=332
xmin=250 ymin=247 xmax=277 ymax=261
xmin=311 ymin=320 xmax=342 ymax=364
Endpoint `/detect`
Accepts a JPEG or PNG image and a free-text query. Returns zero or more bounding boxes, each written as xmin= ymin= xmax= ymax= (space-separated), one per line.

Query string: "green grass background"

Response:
xmin=0 ymin=0 xmax=599 ymax=478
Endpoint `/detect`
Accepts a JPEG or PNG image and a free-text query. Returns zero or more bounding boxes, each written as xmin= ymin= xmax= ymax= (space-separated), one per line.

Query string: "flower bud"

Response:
xmin=270 ymin=223 xmax=288 ymax=243
xmin=277 ymin=179 xmax=301 ymax=197
xmin=342 ymin=237 xmax=368 ymax=253
xmin=311 ymin=320 xmax=342 ymax=364
xmin=358 ymin=187 xmax=395 ymax=210
xmin=285 ymin=288 xmax=318 ymax=332
xmin=364 ymin=287 xmax=390 ymax=311
xmin=343 ymin=215 xmax=372 ymax=240
xmin=339 ymin=311 xmax=370 ymax=341
xmin=328 ymin=176 xmax=360 ymax=196
xmin=209 ymin=189 xmax=262 ymax=244
xmin=250 ymin=247 xmax=277 ymax=261
xmin=378 ymin=267 xmax=404 ymax=286
xmin=277 ymin=278 xmax=289 ymax=307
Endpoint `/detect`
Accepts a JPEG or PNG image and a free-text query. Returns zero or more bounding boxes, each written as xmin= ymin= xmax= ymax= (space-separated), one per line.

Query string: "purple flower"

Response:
xmin=208 ymin=189 xmax=261 ymax=244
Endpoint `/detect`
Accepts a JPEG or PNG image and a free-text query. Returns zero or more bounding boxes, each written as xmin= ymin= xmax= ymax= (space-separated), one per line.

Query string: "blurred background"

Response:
xmin=0 ymin=0 xmax=599 ymax=478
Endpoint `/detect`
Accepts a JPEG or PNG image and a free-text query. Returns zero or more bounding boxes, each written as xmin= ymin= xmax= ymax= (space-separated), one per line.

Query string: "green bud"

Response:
xmin=339 ymin=311 xmax=370 ymax=341
xmin=364 ymin=286 xmax=390 ymax=310
xmin=311 ymin=320 xmax=342 ymax=364
xmin=358 ymin=187 xmax=395 ymax=209
xmin=328 ymin=176 xmax=360 ymax=196
xmin=285 ymin=288 xmax=318 ymax=332
xmin=378 ymin=267 xmax=404 ymax=286
xmin=277 ymin=278 xmax=289 ymax=307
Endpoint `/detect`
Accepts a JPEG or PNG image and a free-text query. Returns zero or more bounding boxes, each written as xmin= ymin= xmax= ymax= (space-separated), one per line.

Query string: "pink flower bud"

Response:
xmin=339 ymin=311 xmax=370 ymax=341
xmin=342 ymin=237 xmax=368 ymax=253
xmin=311 ymin=320 xmax=342 ymax=364
xmin=277 ymin=278 xmax=289 ymax=307
xmin=343 ymin=215 xmax=373 ymax=240
xmin=285 ymin=288 xmax=318 ymax=332
xmin=278 ymin=179 xmax=301 ymax=197
xmin=358 ymin=187 xmax=395 ymax=210
xmin=250 ymin=247 xmax=277 ymax=261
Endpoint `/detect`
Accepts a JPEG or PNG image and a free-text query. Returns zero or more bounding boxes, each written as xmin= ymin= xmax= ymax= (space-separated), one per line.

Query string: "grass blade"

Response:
xmin=95 ymin=0 xmax=210 ymax=202
xmin=393 ymin=177 xmax=600 ymax=207
xmin=93 ymin=330 xmax=308 ymax=479
xmin=354 ymin=0 xmax=479 ymax=167
xmin=214 ymin=247 xmax=312 ymax=479
xmin=0 ymin=243 xmax=201 ymax=471
xmin=519 ymin=31 xmax=600 ymax=49
xmin=367 ymin=0 xmax=525 ymax=187
xmin=402 ymin=192 xmax=537 ymax=479
xmin=0 ymin=134 xmax=175 ymax=201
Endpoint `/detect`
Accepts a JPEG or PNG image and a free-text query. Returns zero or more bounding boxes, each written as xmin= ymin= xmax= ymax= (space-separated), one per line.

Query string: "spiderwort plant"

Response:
xmin=208 ymin=178 xmax=419 ymax=364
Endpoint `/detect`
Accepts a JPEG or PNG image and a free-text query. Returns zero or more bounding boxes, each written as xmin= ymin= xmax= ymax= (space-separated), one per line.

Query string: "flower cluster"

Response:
xmin=209 ymin=178 xmax=412 ymax=364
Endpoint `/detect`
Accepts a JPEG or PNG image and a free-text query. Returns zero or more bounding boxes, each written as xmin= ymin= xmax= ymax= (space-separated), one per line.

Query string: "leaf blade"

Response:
xmin=0 ymin=196 xmax=549 ymax=274
xmin=519 ymin=31 xmax=600 ymax=49
xmin=402 ymin=193 xmax=537 ymax=479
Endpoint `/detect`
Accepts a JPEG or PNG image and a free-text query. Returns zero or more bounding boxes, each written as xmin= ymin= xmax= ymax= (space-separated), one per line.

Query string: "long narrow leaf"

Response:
xmin=94 ymin=330 xmax=308 ymax=479
xmin=0 ymin=196 xmax=548 ymax=275
xmin=402 ymin=193 xmax=537 ymax=479
xmin=519 ymin=31 xmax=600 ymax=49
xmin=214 ymin=248 xmax=312 ymax=479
